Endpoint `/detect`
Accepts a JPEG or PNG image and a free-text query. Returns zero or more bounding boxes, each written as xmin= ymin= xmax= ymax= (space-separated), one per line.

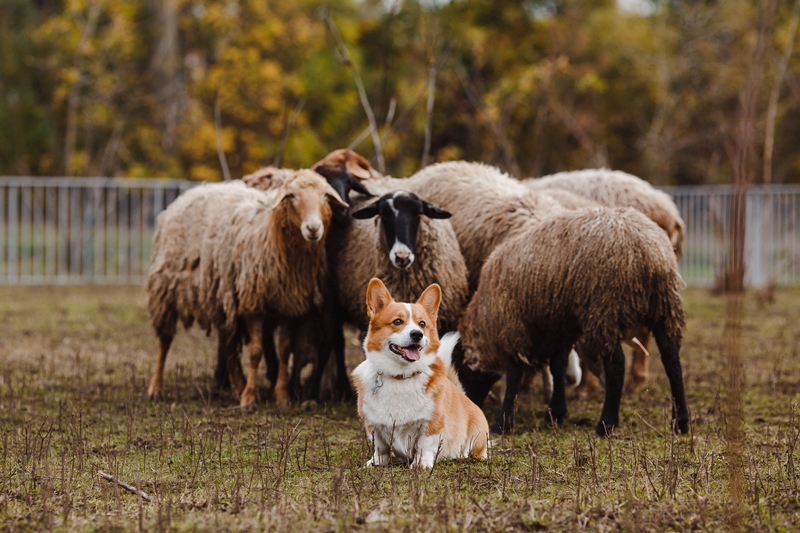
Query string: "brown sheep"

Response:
xmin=524 ymin=169 xmax=686 ymax=396
xmin=460 ymin=207 xmax=689 ymax=437
xmin=145 ymin=172 xmax=347 ymax=407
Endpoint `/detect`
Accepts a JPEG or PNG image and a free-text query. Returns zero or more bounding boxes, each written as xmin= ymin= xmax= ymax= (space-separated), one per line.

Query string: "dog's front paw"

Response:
xmin=366 ymin=454 xmax=388 ymax=467
xmin=411 ymin=457 xmax=434 ymax=469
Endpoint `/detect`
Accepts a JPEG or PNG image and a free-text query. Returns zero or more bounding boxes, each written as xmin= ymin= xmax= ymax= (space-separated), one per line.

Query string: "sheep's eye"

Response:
xmin=392 ymin=318 xmax=403 ymax=326
xmin=419 ymin=321 xmax=426 ymax=328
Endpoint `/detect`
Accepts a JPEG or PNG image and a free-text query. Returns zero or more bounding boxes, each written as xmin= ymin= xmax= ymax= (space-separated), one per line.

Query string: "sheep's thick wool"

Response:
xmin=460 ymin=207 xmax=685 ymax=375
xmin=524 ymin=169 xmax=686 ymax=259
xmin=146 ymin=179 xmax=328 ymax=338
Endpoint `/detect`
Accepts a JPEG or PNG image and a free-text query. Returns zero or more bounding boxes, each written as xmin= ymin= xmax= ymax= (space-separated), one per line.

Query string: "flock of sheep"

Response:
xmin=144 ymin=149 xmax=689 ymax=438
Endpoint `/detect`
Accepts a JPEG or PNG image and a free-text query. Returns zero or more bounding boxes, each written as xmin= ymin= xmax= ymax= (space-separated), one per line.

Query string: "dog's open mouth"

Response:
xmin=390 ymin=343 xmax=421 ymax=362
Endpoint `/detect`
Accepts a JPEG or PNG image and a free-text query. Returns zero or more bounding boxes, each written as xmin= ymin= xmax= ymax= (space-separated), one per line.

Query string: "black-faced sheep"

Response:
xmin=340 ymin=190 xmax=470 ymax=334
xmin=145 ymin=171 xmax=347 ymax=407
xmin=524 ymin=169 xmax=686 ymax=396
xmin=459 ymin=207 xmax=689 ymax=437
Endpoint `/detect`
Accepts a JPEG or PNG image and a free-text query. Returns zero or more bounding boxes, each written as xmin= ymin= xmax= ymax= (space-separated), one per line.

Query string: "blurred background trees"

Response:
xmin=1 ymin=0 xmax=799 ymax=185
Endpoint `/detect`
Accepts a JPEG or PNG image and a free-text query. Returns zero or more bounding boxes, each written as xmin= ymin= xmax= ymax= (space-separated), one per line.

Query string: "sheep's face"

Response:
xmin=276 ymin=170 xmax=348 ymax=242
xmin=351 ymin=191 xmax=451 ymax=269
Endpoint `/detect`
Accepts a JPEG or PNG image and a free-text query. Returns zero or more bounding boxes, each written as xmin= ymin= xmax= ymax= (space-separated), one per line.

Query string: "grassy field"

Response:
xmin=0 ymin=286 xmax=798 ymax=532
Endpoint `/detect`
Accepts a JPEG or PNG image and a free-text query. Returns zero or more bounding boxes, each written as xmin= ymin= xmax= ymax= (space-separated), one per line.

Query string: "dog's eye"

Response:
xmin=393 ymin=318 xmax=403 ymax=326
xmin=419 ymin=321 xmax=426 ymax=328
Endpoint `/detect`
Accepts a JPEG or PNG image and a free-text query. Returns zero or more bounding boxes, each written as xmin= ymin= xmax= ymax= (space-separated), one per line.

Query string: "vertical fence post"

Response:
xmin=0 ymin=185 xmax=5 ymax=282
xmin=8 ymin=185 xmax=18 ymax=283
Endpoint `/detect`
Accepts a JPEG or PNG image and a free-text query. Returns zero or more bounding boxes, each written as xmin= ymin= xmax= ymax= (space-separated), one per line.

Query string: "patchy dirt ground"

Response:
xmin=0 ymin=286 xmax=798 ymax=532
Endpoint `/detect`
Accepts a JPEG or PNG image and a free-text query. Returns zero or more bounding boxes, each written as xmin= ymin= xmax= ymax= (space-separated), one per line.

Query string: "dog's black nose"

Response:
xmin=409 ymin=330 xmax=423 ymax=342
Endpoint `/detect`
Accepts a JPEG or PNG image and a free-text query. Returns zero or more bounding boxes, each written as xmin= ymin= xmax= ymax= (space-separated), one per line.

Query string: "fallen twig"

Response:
xmin=98 ymin=471 xmax=152 ymax=502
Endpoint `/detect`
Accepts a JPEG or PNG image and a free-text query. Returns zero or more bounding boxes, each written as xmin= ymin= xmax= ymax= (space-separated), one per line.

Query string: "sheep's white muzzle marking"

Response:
xmin=389 ymin=240 xmax=414 ymax=268
xmin=301 ymin=218 xmax=324 ymax=241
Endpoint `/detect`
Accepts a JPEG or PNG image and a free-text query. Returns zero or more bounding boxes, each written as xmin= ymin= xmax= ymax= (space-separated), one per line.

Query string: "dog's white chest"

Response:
xmin=361 ymin=373 xmax=434 ymax=427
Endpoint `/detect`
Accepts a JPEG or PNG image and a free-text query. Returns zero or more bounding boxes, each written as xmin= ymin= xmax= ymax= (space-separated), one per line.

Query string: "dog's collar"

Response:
xmin=371 ymin=371 xmax=422 ymax=394
xmin=391 ymin=371 xmax=422 ymax=380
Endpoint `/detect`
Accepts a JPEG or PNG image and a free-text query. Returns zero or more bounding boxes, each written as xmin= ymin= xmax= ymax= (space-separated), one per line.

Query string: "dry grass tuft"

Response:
xmin=0 ymin=286 xmax=799 ymax=531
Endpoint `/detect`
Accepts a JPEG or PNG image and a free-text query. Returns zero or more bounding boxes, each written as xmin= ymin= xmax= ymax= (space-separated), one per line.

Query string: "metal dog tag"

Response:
xmin=371 ymin=372 xmax=383 ymax=395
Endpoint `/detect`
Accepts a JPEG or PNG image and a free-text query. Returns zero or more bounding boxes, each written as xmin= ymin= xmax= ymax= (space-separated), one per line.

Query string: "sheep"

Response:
xmin=338 ymin=190 xmax=470 ymax=335
xmin=232 ymin=156 xmax=377 ymax=403
xmin=459 ymin=207 xmax=689 ymax=437
xmin=145 ymin=171 xmax=348 ymax=407
xmin=524 ymin=169 xmax=686 ymax=395
xmin=523 ymin=169 xmax=686 ymax=257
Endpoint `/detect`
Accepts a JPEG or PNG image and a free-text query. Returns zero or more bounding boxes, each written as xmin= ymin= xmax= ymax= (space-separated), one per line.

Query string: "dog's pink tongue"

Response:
xmin=402 ymin=346 xmax=421 ymax=361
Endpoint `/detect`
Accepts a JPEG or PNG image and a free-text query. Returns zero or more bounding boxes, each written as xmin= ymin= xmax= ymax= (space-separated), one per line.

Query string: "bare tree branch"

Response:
xmin=323 ymin=9 xmax=386 ymax=173
xmin=274 ymin=97 xmax=307 ymax=168
xmin=763 ymin=0 xmax=800 ymax=185
xmin=421 ymin=43 xmax=451 ymax=168
xmin=63 ymin=4 xmax=101 ymax=176
xmin=98 ymin=471 xmax=152 ymax=502
xmin=214 ymin=90 xmax=232 ymax=181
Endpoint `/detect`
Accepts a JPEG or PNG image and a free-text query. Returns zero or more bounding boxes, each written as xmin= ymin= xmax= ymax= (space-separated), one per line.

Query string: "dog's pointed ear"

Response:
xmin=421 ymin=201 xmax=451 ymax=219
xmin=351 ymin=200 xmax=381 ymax=219
xmin=416 ymin=283 xmax=442 ymax=319
xmin=366 ymin=278 xmax=393 ymax=318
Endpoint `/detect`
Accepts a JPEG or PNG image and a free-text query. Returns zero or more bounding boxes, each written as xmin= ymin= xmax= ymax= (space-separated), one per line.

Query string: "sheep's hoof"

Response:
xmin=239 ymin=390 xmax=258 ymax=409
xmin=301 ymin=399 xmax=317 ymax=411
xmin=147 ymin=381 xmax=161 ymax=401
xmin=544 ymin=411 xmax=565 ymax=429
xmin=674 ymin=418 xmax=689 ymax=435
xmin=595 ymin=420 xmax=617 ymax=438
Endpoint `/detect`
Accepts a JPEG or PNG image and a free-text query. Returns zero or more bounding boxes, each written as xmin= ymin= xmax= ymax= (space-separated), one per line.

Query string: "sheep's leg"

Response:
xmin=491 ymin=356 xmax=523 ymax=435
xmin=546 ymin=343 xmax=573 ymax=428
xmin=302 ymin=314 xmax=335 ymax=403
xmin=459 ymin=365 xmax=499 ymax=408
xmin=263 ymin=322 xmax=279 ymax=388
xmin=625 ymin=327 xmax=651 ymax=393
xmin=573 ymin=364 xmax=601 ymax=399
xmin=147 ymin=333 xmax=174 ymax=400
xmin=596 ymin=343 xmax=625 ymax=437
xmin=223 ymin=326 xmax=247 ymax=399
xmin=215 ymin=329 xmax=240 ymax=393
xmin=653 ymin=323 xmax=689 ymax=434
xmin=273 ymin=320 xmax=292 ymax=406
xmin=239 ymin=317 xmax=265 ymax=408
xmin=331 ymin=315 xmax=354 ymax=402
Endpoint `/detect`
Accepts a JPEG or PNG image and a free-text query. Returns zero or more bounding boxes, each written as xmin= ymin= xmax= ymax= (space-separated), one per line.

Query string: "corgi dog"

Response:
xmin=352 ymin=278 xmax=489 ymax=469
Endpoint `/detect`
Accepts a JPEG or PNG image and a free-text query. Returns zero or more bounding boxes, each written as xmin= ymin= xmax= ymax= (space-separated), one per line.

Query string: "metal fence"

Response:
xmin=0 ymin=177 xmax=195 ymax=284
xmin=666 ymin=184 xmax=800 ymax=288
xmin=1 ymin=177 xmax=799 ymax=286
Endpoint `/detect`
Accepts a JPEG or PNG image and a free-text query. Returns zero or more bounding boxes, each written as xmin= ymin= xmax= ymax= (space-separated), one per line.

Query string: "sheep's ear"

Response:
xmin=323 ymin=183 xmax=349 ymax=209
xmin=271 ymin=192 xmax=294 ymax=210
xmin=366 ymin=278 xmax=393 ymax=318
xmin=348 ymin=176 xmax=374 ymax=197
xmin=421 ymin=201 xmax=451 ymax=219
xmin=351 ymin=201 xmax=381 ymax=219
xmin=345 ymin=155 xmax=375 ymax=180
xmin=416 ymin=283 xmax=442 ymax=319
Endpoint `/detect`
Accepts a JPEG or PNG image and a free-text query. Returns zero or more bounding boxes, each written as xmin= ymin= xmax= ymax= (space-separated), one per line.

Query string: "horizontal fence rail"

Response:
xmin=1 ymin=178 xmax=799 ymax=286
